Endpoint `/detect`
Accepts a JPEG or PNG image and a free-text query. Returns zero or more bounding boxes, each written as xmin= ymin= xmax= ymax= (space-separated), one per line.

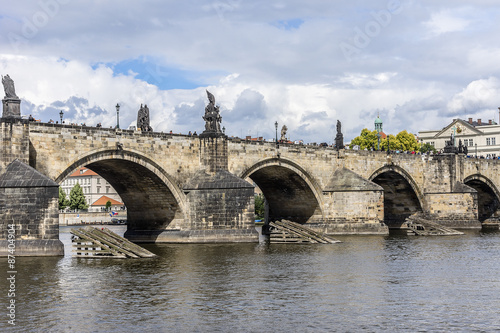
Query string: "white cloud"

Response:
xmin=1 ymin=1 xmax=500 ymax=143
xmin=424 ymin=9 xmax=470 ymax=37
xmin=446 ymin=77 xmax=500 ymax=117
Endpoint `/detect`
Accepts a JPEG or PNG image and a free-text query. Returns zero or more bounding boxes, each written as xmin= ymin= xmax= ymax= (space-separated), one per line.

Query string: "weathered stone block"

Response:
xmin=0 ymin=160 xmax=63 ymax=256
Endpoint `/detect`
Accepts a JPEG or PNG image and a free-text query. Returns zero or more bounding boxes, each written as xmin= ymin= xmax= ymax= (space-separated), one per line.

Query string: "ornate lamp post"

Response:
xmin=115 ymin=103 xmax=120 ymax=129
xmin=275 ymin=121 xmax=278 ymax=148
xmin=59 ymin=110 xmax=64 ymax=124
xmin=475 ymin=143 xmax=477 ymax=158
xmin=222 ymin=126 xmax=225 ymax=134
xmin=374 ymin=114 xmax=383 ymax=151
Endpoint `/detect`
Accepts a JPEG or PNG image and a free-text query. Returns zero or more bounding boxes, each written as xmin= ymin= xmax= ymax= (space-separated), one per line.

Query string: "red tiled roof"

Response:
xmin=68 ymin=167 xmax=98 ymax=177
xmin=91 ymin=195 xmax=123 ymax=206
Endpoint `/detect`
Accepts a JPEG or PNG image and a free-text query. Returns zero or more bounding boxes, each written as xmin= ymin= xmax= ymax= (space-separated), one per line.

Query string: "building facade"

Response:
xmin=60 ymin=167 xmax=124 ymax=210
xmin=419 ymin=115 xmax=500 ymax=158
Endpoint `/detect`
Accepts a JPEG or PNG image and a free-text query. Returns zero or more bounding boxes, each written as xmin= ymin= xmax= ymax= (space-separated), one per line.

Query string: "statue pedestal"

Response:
xmin=2 ymin=98 xmax=21 ymax=119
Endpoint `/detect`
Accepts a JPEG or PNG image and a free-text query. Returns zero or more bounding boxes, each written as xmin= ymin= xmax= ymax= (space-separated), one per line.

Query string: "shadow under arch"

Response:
xmin=369 ymin=165 xmax=426 ymax=228
xmin=464 ymin=174 xmax=500 ymax=222
xmin=56 ymin=149 xmax=186 ymax=232
xmin=240 ymin=157 xmax=324 ymax=224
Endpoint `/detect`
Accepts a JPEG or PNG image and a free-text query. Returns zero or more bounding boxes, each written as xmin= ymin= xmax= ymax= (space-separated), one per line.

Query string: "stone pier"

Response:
xmin=0 ymin=160 xmax=64 ymax=256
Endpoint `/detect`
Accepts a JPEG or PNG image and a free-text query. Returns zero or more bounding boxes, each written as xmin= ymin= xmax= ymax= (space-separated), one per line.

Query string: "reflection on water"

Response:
xmin=1 ymin=226 xmax=500 ymax=332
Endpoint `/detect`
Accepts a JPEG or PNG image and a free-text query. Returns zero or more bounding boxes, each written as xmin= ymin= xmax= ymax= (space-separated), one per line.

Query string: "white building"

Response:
xmin=419 ymin=114 xmax=500 ymax=158
xmin=60 ymin=167 xmax=124 ymax=209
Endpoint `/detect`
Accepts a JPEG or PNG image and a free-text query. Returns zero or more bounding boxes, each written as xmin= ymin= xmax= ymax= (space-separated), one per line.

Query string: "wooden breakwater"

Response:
xmin=71 ymin=227 xmax=156 ymax=258
xmin=267 ymin=220 xmax=340 ymax=244
xmin=404 ymin=214 xmax=464 ymax=236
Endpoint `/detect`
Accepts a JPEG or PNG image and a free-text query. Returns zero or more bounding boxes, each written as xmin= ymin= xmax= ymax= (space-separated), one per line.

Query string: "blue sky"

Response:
xmin=1 ymin=1 xmax=500 ymax=143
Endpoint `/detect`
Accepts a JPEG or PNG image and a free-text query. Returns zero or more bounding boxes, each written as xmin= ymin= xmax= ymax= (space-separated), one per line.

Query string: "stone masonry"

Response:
xmin=0 ymin=159 xmax=63 ymax=256
xmin=4 ymin=119 xmax=500 ymax=255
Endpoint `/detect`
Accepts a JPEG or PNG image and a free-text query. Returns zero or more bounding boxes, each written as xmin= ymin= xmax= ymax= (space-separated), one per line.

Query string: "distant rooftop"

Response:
xmin=91 ymin=195 xmax=123 ymax=206
xmin=68 ymin=167 xmax=98 ymax=177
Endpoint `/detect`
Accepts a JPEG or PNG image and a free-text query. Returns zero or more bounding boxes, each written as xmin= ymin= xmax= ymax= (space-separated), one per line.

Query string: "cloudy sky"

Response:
xmin=1 ymin=0 xmax=500 ymax=143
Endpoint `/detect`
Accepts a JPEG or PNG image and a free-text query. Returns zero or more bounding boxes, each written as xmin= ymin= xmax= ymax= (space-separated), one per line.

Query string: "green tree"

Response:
xmin=69 ymin=183 xmax=88 ymax=210
xmin=419 ymin=142 xmax=437 ymax=154
xmin=396 ymin=130 xmax=419 ymax=152
xmin=254 ymin=194 xmax=265 ymax=220
xmin=58 ymin=186 xmax=69 ymax=210
xmin=105 ymin=200 xmax=112 ymax=211
xmin=380 ymin=134 xmax=401 ymax=151
xmin=349 ymin=128 xmax=379 ymax=150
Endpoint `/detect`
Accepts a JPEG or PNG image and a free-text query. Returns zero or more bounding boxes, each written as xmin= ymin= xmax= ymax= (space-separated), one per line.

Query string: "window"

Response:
xmin=97 ymin=187 xmax=100 ymax=194
xmin=106 ymin=186 xmax=110 ymax=194
xmin=486 ymin=137 xmax=495 ymax=145
xmin=97 ymin=178 xmax=101 ymax=184
xmin=430 ymin=142 xmax=435 ymax=147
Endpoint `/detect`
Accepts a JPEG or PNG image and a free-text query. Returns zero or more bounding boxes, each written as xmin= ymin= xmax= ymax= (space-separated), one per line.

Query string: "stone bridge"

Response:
xmin=2 ymin=119 xmax=500 ymax=254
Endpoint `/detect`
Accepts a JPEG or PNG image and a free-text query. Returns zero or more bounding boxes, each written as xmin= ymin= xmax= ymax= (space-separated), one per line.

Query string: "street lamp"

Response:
xmin=59 ymin=110 xmax=63 ymax=124
xmin=115 ymin=103 xmax=120 ymax=129
xmin=475 ymin=143 xmax=477 ymax=158
xmin=275 ymin=121 xmax=279 ymax=148
xmin=222 ymin=126 xmax=225 ymax=134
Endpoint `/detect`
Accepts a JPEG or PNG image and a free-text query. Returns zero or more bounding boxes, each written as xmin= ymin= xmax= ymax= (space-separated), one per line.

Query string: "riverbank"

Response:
xmin=59 ymin=211 xmax=127 ymax=225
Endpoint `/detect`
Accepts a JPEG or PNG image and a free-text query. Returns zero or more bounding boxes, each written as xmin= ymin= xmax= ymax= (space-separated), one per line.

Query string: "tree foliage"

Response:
xmin=396 ymin=130 xmax=419 ymax=152
xmin=419 ymin=142 xmax=437 ymax=154
xmin=105 ymin=200 xmax=112 ymax=211
xmin=379 ymin=134 xmax=398 ymax=151
xmin=349 ymin=128 xmax=379 ymax=150
xmin=351 ymin=128 xmax=420 ymax=152
xmin=58 ymin=187 xmax=69 ymax=210
xmin=254 ymin=193 xmax=265 ymax=220
xmin=69 ymin=183 xmax=88 ymax=210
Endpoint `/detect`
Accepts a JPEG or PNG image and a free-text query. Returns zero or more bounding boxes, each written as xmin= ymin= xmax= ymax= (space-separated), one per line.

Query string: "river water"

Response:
xmin=1 ymin=226 xmax=500 ymax=332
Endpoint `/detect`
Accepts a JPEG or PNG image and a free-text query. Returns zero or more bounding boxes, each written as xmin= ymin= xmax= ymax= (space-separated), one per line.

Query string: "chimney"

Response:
xmin=478 ymin=119 xmax=482 ymax=125
xmin=468 ymin=118 xmax=473 ymax=124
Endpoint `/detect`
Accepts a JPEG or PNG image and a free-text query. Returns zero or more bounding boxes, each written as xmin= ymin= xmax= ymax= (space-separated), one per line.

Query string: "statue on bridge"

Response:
xmin=2 ymin=74 xmax=21 ymax=119
xmin=335 ymin=120 xmax=344 ymax=150
xmin=280 ymin=125 xmax=288 ymax=142
xmin=137 ymin=104 xmax=153 ymax=132
xmin=2 ymin=74 xmax=17 ymax=99
xmin=443 ymin=133 xmax=461 ymax=154
xmin=202 ymin=90 xmax=223 ymax=135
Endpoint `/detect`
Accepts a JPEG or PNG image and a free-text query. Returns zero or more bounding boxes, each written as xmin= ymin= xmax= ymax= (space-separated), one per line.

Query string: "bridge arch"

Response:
xmin=240 ymin=158 xmax=324 ymax=224
xmin=464 ymin=174 xmax=500 ymax=222
xmin=370 ymin=165 xmax=426 ymax=228
xmin=56 ymin=148 xmax=186 ymax=231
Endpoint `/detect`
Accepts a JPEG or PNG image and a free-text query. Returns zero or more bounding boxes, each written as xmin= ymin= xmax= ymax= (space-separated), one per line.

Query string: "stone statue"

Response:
xmin=335 ymin=120 xmax=344 ymax=150
xmin=2 ymin=74 xmax=21 ymax=118
xmin=2 ymin=74 xmax=17 ymax=99
xmin=202 ymin=90 xmax=222 ymax=134
xmin=137 ymin=104 xmax=153 ymax=132
xmin=443 ymin=133 xmax=458 ymax=154
xmin=280 ymin=125 xmax=288 ymax=142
